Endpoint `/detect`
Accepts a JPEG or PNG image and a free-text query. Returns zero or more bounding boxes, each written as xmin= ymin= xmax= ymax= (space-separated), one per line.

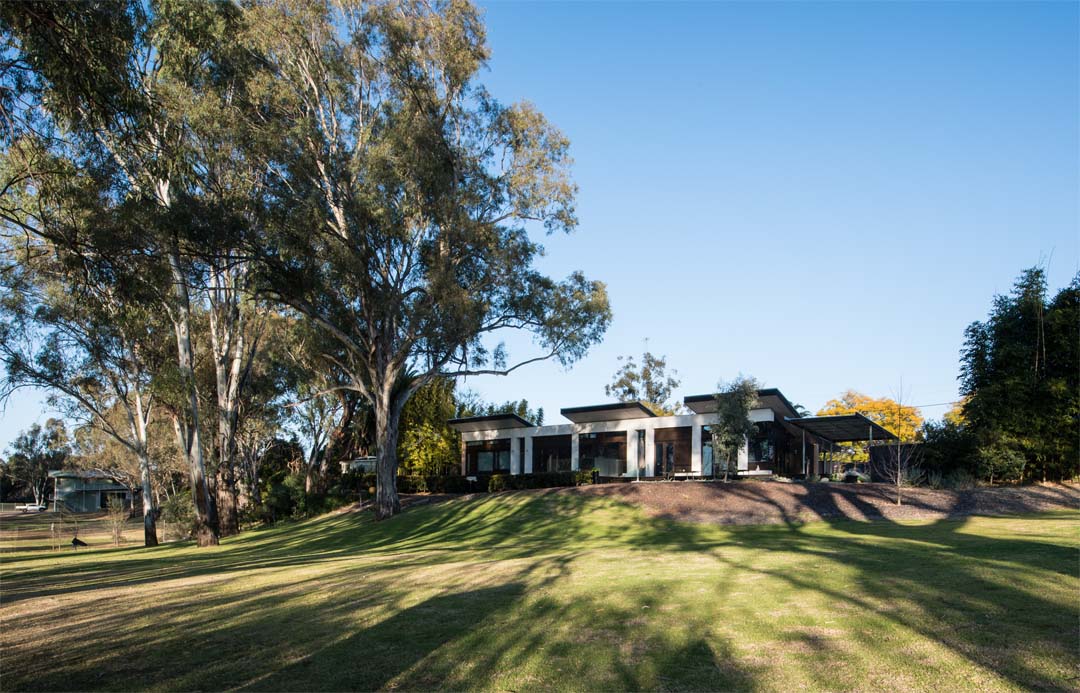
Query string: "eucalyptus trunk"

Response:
xmin=216 ymin=464 xmax=240 ymax=536
xmin=208 ymin=265 xmax=250 ymax=538
xmin=137 ymin=448 xmax=159 ymax=547
xmin=304 ymin=449 xmax=323 ymax=494
xmin=168 ymin=251 xmax=219 ymax=546
xmin=132 ymin=393 xmax=158 ymax=547
xmin=374 ymin=385 xmax=403 ymax=520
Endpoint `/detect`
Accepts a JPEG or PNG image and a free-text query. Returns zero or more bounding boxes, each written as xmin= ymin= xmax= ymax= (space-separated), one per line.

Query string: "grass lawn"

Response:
xmin=1 ymin=490 xmax=1076 ymax=691
xmin=0 ymin=510 xmax=160 ymax=553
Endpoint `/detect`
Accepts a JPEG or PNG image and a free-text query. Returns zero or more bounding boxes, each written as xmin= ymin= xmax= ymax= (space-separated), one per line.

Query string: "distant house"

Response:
xmin=448 ymin=388 xmax=896 ymax=480
xmin=340 ymin=456 xmax=378 ymax=474
xmin=48 ymin=471 xmax=132 ymax=512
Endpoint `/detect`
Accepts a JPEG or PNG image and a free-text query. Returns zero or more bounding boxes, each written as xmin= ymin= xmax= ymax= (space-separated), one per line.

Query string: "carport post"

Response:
xmin=801 ymin=430 xmax=806 ymax=476
xmin=868 ymin=425 xmax=873 ymax=472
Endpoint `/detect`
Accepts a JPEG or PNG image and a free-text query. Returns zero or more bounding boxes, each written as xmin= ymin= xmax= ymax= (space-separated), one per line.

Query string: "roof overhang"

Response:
xmin=684 ymin=388 xmax=800 ymax=417
xmin=48 ymin=470 xmax=118 ymax=480
xmin=447 ymin=413 xmax=534 ymax=433
xmin=784 ymin=414 xmax=898 ymax=443
xmin=560 ymin=401 xmax=656 ymax=423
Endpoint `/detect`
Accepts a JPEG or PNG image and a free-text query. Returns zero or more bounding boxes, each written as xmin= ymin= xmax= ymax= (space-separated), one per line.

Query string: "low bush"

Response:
xmin=160 ymin=491 xmax=196 ymax=541
xmin=398 ymin=474 xmax=479 ymax=494
xmin=341 ymin=470 xmax=597 ymax=496
xmin=489 ymin=471 xmax=589 ymax=492
xmin=943 ymin=467 xmax=978 ymax=490
xmin=976 ymin=443 xmax=1025 ymax=485
xmin=257 ymin=474 xmax=354 ymax=524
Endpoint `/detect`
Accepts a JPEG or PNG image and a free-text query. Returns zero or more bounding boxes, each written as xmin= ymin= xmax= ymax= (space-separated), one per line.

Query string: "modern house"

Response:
xmin=48 ymin=470 xmax=132 ymax=512
xmin=448 ymin=388 xmax=896 ymax=480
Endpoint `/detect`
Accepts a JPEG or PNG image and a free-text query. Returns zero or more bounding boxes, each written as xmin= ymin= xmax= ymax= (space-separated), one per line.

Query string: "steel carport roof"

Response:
xmin=784 ymin=414 xmax=898 ymax=443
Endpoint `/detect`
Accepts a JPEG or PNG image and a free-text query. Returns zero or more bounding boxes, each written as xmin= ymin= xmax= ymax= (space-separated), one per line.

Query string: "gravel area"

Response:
xmin=564 ymin=480 xmax=1079 ymax=525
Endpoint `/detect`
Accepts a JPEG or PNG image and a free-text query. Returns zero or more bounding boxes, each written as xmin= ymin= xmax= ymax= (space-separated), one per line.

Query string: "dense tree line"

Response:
xmin=944 ymin=267 xmax=1079 ymax=483
xmin=0 ymin=0 xmax=609 ymax=545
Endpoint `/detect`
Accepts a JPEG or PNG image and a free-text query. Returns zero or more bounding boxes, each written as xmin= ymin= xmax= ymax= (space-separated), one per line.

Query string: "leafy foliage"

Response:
xmin=605 ymin=350 xmax=681 ymax=415
xmin=960 ymin=267 xmax=1079 ymax=482
xmin=456 ymin=389 xmax=545 ymax=425
xmin=817 ymin=390 xmax=924 ymax=465
xmin=1 ymin=419 xmax=69 ymax=504
xmin=817 ymin=390 xmax=924 ymax=442
xmin=712 ymin=376 xmax=759 ymax=481
xmin=0 ymin=0 xmax=610 ymax=531
xmin=239 ymin=0 xmax=610 ymax=519
xmin=159 ymin=490 xmax=195 ymax=542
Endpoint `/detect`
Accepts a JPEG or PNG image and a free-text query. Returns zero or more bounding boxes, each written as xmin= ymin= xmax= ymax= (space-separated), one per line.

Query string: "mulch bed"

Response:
xmin=564 ymin=480 xmax=1080 ymax=525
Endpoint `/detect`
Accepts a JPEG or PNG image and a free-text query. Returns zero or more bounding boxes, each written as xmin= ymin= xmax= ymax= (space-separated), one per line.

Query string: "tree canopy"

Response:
xmin=959 ymin=267 xmax=1078 ymax=482
xmin=0 ymin=0 xmax=610 ymax=532
xmin=605 ymin=350 xmax=681 ymax=415
xmin=711 ymin=376 xmax=759 ymax=482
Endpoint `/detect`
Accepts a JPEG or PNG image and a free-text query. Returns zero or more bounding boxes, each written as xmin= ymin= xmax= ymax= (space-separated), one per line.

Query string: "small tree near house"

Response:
xmin=874 ymin=442 xmax=924 ymax=505
xmin=106 ymin=495 xmax=128 ymax=547
xmin=712 ymin=376 xmax=760 ymax=482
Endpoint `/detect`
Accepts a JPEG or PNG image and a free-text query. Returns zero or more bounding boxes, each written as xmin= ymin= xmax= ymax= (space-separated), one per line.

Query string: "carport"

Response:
xmin=784 ymin=414 xmax=898 ymax=477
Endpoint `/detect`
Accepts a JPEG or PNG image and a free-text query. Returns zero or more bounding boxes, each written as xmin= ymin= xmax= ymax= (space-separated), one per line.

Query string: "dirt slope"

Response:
xmin=566 ymin=480 xmax=1079 ymax=525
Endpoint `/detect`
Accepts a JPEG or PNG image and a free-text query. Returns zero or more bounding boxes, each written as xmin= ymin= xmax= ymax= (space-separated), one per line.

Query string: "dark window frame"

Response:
xmin=465 ymin=439 xmax=512 ymax=475
xmin=579 ymin=431 xmax=627 ymax=476
xmin=532 ymin=434 xmax=572 ymax=473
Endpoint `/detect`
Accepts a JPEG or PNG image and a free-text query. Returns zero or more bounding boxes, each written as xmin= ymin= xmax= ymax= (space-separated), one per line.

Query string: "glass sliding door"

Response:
xmin=701 ymin=426 xmax=714 ymax=478
xmin=654 ymin=427 xmax=692 ymax=476
xmin=637 ymin=430 xmax=646 ymax=479
xmin=579 ymin=432 xmax=627 ymax=477
xmin=465 ymin=439 xmax=511 ymax=474
xmin=532 ymin=435 xmax=572 ymax=473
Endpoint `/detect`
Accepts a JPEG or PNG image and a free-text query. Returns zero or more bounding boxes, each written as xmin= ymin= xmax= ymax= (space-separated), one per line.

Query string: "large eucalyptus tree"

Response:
xmin=0 ymin=226 xmax=167 ymax=546
xmin=250 ymin=0 xmax=610 ymax=518
xmin=0 ymin=1 xmax=269 ymax=544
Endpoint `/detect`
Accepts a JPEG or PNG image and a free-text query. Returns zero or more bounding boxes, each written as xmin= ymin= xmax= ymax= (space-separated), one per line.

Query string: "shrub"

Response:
xmin=575 ymin=469 xmax=596 ymax=486
xmin=105 ymin=495 xmax=127 ymax=546
xmin=259 ymin=473 xmax=354 ymax=523
xmin=369 ymin=471 xmax=594 ymax=496
xmin=398 ymin=474 xmax=479 ymax=494
xmin=976 ymin=443 xmax=1025 ymax=485
xmin=943 ymin=468 xmax=977 ymax=490
xmin=160 ymin=491 xmax=196 ymax=541
xmin=488 ymin=474 xmax=508 ymax=492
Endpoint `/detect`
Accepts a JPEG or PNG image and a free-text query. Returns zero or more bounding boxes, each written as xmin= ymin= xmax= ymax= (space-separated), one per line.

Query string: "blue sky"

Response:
xmin=462 ymin=0 xmax=1079 ymax=423
xmin=1 ymin=1 xmax=1077 ymax=450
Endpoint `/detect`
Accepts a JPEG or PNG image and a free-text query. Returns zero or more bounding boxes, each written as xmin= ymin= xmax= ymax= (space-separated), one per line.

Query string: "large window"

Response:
xmin=749 ymin=423 xmax=775 ymax=467
xmin=654 ymin=426 xmax=692 ymax=476
xmin=701 ymin=426 xmax=714 ymax=477
xmin=579 ymin=432 xmax=626 ymax=477
xmin=465 ymin=439 xmax=511 ymax=474
xmin=532 ymin=435 xmax=572 ymax=473
xmin=702 ymin=426 xmax=737 ymax=477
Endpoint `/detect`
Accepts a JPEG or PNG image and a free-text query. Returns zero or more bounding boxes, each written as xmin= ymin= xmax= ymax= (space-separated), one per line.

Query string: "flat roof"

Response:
xmin=560 ymin=401 xmax=656 ymax=423
xmin=447 ymin=413 xmax=534 ymax=432
xmin=684 ymin=388 xmax=800 ymax=417
xmin=784 ymin=414 xmax=898 ymax=443
xmin=48 ymin=470 xmax=120 ymax=479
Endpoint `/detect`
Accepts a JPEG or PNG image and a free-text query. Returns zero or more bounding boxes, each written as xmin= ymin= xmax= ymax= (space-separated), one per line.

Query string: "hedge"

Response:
xmin=488 ymin=470 xmax=594 ymax=492
xmin=346 ymin=470 xmax=596 ymax=495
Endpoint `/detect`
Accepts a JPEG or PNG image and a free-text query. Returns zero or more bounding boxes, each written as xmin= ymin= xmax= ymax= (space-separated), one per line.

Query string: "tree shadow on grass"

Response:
xmin=2 ymin=488 xmax=1076 ymax=691
xmin=689 ymin=512 xmax=1078 ymax=690
xmin=3 ymin=544 xmax=758 ymax=692
xmin=1 ymin=490 xmax=676 ymax=604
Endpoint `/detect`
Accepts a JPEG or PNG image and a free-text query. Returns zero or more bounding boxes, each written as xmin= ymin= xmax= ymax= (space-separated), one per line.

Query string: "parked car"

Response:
xmin=14 ymin=502 xmax=47 ymax=512
xmin=842 ymin=466 xmax=868 ymax=483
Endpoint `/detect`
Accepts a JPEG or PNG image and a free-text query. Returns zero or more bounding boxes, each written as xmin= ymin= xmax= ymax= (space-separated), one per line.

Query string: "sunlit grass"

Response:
xmin=1 ymin=490 xmax=1076 ymax=691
